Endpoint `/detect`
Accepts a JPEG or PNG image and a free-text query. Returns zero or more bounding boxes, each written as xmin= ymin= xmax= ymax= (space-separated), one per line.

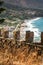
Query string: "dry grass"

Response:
xmin=0 ymin=40 xmax=43 ymax=65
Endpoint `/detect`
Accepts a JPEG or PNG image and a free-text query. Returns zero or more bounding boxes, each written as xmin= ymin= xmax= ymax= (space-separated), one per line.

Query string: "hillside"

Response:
xmin=0 ymin=0 xmax=43 ymax=25
xmin=3 ymin=0 xmax=43 ymax=9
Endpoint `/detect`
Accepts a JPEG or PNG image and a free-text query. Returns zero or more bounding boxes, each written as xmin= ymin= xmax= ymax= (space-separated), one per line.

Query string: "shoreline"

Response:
xmin=21 ymin=17 xmax=41 ymax=42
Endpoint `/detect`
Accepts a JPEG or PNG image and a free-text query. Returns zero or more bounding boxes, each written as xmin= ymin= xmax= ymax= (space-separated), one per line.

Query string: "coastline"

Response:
xmin=21 ymin=17 xmax=41 ymax=42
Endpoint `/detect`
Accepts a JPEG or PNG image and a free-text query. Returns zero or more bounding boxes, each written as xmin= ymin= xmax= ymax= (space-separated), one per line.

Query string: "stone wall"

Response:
xmin=41 ymin=32 xmax=43 ymax=44
xmin=0 ymin=28 xmax=43 ymax=45
xmin=25 ymin=31 xmax=34 ymax=43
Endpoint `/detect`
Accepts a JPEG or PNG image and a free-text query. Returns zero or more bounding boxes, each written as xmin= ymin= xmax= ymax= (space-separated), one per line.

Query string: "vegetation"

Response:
xmin=0 ymin=38 xmax=43 ymax=65
xmin=0 ymin=18 xmax=5 ymax=24
xmin=0 ymin=3 xmax=43 ymax=21
xmin=0 ymin=0 xmax=5 ymax=24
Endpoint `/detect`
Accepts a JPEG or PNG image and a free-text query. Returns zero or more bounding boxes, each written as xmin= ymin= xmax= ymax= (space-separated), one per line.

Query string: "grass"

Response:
xmin=0 ymin=39 xmax=43 ymax=65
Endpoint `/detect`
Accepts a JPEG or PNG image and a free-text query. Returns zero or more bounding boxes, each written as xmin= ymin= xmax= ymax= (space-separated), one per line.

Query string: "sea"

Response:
xmin=21 ymin=17 xmax=43 ymax=42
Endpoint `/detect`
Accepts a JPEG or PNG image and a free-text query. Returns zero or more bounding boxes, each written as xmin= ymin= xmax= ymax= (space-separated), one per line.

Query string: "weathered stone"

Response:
xmin=25 ymin=31 xmax=30 ymax=43
xmin=13 ymin=30 xmax=20 ymax=44
xmin=25 ymin=31 xmax=34 ymax=43
xmin=2 ymin=29 xmax=9 ymax=38
xmin=41 ymin=32 xmax=43 ymax=44
xmin=17 ymin=40 xmax=26 ymax=46
xmin=0 ymin=27 xmax=2 ymax=37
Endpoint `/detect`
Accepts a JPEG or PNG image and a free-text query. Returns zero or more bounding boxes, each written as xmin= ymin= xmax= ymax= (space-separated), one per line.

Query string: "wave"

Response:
xmin=21 ymin=17 xmax=41 ymax=42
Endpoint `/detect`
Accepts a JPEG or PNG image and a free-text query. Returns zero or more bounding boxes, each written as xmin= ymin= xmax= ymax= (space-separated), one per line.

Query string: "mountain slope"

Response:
xmin=3 ymin=0 xmax=43 ymax=9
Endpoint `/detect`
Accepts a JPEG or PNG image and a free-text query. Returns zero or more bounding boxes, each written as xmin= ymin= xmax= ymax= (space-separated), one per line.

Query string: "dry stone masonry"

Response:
xmin=0 ymin=28 xmax=43 ymax=46
xmin=25 ymin=31 xmax=34 ymax=43
xmin=41 ymin=32 xmax=43 ymax=44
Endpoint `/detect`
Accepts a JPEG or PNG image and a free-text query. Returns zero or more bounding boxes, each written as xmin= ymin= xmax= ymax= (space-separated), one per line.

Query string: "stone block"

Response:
xmin=0 ymin=27 xmax=2 ymax=37
xmin=41 ymin=32 xmax=43 ymax=43
xmin=13 ymin=30 xmax=20 ymax=44
xmin=25 ymin=31 xmax=34 ymax=43
xmin=2 ymin=29 xmax=9 ymax=38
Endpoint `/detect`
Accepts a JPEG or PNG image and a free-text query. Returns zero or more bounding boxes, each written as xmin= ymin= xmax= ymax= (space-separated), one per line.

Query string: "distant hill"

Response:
xmin=0 ymin=0 xmax=43 ymax=20
xmin=3 ymin=0 xmax=43 ymax=10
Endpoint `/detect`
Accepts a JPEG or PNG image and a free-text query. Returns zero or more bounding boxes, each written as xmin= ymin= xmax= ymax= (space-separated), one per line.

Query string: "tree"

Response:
xmin=0 ymin=0 xmax=5 ymax=24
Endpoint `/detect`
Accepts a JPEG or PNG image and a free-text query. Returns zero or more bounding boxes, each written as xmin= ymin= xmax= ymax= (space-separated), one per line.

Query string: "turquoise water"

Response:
xmin=21 ymin=17 xmax=43 ymax=42
xmin=32 ymin=17 xmax=43 ymax=32
xmin=31 ymin=17 xmax=43 ymax=42
xmin=28 ymin=17 xmax=43 ymax=42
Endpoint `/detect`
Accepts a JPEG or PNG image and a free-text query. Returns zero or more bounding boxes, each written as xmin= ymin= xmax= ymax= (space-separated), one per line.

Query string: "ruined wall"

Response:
xmin=41 ymin=32 xmax=43 ymax=44
xmin=0 ymin=28 xmax=43 ymax=45
xmin=0 ymin=29 xmax=43 ymax=65
xmin=25 ymin=31 xmax=34 ymax=43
